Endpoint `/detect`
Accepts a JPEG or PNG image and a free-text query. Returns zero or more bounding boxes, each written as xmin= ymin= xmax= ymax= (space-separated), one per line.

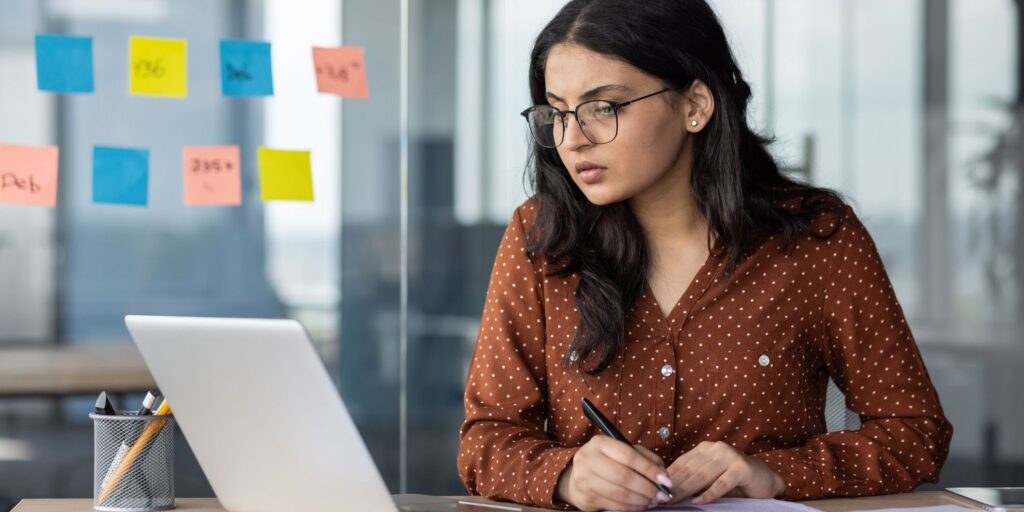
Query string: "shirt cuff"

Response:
xmin=527 ymin=445 xmax=579 ymax=510
xmin=752 ymin=448 xmax=825 ymax=501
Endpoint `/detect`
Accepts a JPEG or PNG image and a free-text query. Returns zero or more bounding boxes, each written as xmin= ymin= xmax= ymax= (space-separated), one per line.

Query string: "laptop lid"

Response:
xmin=125 ymin=315 xmax=397 ymax=512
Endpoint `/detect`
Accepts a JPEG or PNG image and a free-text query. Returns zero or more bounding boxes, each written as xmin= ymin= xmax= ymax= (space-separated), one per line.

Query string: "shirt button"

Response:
xmin=569 ymin=351 xmax=579 ymax=362
xmin=758 ymin=354 xmax=770 ymax=367
xmin=657 ymin=426 xmax=671 ymax=439
xmin=660 ymin=364 xmax=674 ymax=377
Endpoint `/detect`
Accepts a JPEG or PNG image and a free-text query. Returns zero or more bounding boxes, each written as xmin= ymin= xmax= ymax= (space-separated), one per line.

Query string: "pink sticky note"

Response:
xmin=182 ymin=145 xmax=241 ymax=206
xmin=312 ymin=46 xmax=369 ymax=98
xmin=0 ymin=144 xmax=59 ymax=207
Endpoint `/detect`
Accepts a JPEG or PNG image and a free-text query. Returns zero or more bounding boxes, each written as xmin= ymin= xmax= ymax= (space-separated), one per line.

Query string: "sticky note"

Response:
xmin=93 ymin=146 xmax=149 ymax=206
xmin=220 ymin=40 xmax=273 ymax=97
xmin=257 ymin=147 xmax=313 ymax=202
xmin=0 ymin=144 xmax=59 ymax=207
xmin=312 ymin=46 xmax=368 ymax=98
xmin=129 ymin=36 xmax=187 ymax=98
xmin=183 ymin=145 xmax=241 ymax=206
xmin=35 ymin=34 xmax=94 ymax=93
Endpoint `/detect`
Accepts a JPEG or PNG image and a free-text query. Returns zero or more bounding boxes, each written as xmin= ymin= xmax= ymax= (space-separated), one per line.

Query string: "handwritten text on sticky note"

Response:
xmin=183 ymin=146 xmax=241 ymax=206
xmin=220 ymin=39 xmax=273 ymax=97
xmin=257 ymin=147 xmax=313 ymax=202
xmin=312 ymin=46 xmax=368 ymax=98
xmin=129 ymin=36 xmax=188 ymax=98
xmin=0 ymin=144 xmax=60 ymax=207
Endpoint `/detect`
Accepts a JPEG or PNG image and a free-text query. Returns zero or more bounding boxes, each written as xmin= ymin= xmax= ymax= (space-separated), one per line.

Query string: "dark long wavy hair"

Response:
xmin=526 ymin=0 xmax=847 ymax=375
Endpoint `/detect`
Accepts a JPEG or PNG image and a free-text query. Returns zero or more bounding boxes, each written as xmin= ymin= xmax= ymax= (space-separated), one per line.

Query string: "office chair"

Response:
xmin=825 ymin=379 xmax=862 ymax=432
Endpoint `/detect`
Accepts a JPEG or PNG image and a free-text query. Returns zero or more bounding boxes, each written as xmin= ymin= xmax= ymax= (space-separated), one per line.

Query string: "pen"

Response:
xmin=130 ymin=393 xmax=160 ymax=507
xmin=94 ymin=391 xmax=116 ymax=415
xmin=100 ymin=442 xmax=130 ymax=490
xmin=581 ymin=398 xmax=674 ymax=498
xmin=135 ymin=391 xmax=160 ymax=416
xmin=98 ymin=398 xmax=173 ymax=504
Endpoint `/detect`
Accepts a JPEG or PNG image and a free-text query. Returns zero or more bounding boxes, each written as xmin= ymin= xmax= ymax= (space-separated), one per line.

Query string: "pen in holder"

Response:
xmin=90 ymin=411 xmax=176 ymax=511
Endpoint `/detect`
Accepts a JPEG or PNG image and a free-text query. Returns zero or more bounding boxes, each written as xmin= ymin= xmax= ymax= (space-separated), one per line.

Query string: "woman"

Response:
xmin=457 ymin=1 xmax=952 ymax=510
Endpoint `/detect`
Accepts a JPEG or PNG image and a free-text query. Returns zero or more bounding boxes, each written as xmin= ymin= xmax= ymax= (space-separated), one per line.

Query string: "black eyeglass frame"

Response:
xmin=520 ymin=88 xmax=672 ymax=148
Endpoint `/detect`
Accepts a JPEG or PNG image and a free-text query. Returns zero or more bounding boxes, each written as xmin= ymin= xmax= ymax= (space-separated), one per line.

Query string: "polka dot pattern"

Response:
xmin=456 ymin=199 xmax=953 ymax=509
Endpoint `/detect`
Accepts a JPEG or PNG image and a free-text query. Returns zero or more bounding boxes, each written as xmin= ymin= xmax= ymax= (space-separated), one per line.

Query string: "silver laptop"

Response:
xmin=125 ymin=315 xmax=432 ymax=512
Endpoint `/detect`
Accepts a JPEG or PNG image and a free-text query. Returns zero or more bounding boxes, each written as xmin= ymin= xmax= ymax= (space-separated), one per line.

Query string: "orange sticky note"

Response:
xmin=312 ymin=46 xmax=368 ymax=98
xmin=182 ymin=146 xmax=241 ymax=206
xmin=0 ymin=144 xmax=59 ymax=207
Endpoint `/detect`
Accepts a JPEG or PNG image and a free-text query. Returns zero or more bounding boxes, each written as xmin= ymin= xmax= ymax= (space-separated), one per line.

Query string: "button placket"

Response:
xmin=653 ymin=337 xmax=677 ymax=447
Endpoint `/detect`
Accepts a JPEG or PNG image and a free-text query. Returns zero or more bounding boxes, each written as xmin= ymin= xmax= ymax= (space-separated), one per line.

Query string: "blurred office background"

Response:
xmin=0 ymin=0 xmax=1022 ymax=508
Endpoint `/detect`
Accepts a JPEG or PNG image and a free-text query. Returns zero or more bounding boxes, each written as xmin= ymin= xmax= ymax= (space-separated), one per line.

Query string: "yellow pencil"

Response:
xmin=98 ymin=399 xmax=173 ymax=504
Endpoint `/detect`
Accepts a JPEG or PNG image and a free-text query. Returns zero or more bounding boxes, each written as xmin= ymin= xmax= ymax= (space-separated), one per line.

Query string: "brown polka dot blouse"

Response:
xmin=457 ymin=198 xmax=952 ymax=509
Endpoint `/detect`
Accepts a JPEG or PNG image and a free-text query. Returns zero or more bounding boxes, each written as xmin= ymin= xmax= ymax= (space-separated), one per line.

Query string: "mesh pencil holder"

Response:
xmin=90 ymin=412 xmax=176 ymax=511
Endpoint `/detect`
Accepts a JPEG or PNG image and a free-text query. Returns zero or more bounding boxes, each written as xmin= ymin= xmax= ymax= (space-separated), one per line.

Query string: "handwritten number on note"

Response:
xmin=190 ymin=158 xmax=234 ymax=174
xmin=134 ymin=58 xmax=166 ymax=79
xmin=316 ymin=61 xmax=361 ymax=83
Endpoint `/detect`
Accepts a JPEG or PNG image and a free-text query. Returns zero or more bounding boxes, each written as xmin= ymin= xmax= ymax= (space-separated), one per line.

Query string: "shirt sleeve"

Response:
xmin=457 ymin=205 xmax=578 ymax=510
xmin=753 ymin=208 xmax=953 ymax=500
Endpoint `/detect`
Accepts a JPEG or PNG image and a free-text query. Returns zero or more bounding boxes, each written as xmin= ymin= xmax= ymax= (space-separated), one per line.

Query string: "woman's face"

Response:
xmin=543 ymin=43 xmax=707 ymax=206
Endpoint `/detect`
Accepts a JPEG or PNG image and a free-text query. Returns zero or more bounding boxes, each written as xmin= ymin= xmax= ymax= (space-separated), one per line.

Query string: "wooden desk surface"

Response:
xmin=0 ymin=342 xmax=155 ymax=396
xmin=800 ymin=491 xmax=972 ymax=511
xmin=13 ymin=491 xmax=975 ymax=511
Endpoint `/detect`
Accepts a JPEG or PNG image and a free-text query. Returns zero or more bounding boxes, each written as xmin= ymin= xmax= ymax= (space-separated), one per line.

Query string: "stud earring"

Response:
xmin=690 ymin=120 xmax=699 ymax=127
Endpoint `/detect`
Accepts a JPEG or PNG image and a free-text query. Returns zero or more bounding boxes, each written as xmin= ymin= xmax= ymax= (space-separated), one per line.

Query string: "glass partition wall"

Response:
xmin=388 ymin=0 xmax=1024 ymax=493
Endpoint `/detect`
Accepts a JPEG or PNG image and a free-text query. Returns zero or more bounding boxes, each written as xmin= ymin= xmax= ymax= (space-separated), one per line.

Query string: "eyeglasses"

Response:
xmin=520 ymin=88 xmax=671 ymax=148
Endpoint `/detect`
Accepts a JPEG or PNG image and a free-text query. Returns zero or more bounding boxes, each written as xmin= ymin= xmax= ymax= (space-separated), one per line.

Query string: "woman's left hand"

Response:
xmin=664 ymin=441 xmax=785 ymax=505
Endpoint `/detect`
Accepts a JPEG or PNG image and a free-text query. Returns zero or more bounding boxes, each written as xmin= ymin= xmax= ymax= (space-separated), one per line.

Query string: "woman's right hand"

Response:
xmin=555 ymin=436 xmax=674 ymax=511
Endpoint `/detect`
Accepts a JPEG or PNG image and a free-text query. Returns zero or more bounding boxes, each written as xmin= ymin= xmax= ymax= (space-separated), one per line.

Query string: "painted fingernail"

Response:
xmin=657 ymin=472 xmax=673 ymax=488
xmin=656 ymin=491 xmax=670 ymax=503
xmin=690 ymin=496 xmax=705 ymax=505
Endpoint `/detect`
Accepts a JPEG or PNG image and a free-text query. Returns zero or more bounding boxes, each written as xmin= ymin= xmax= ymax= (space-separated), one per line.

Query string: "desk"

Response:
xmin=12 ymin=491 xmax=978 ymax=511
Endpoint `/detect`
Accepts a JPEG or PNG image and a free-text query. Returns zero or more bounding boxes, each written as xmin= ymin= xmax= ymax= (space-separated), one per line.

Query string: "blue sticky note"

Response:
xmin=93 ymin=146 xmax=149 ymax=206
xmin=220 ymin=39 xmax=274 ymax=97
xmin=35 ymin=34 xmax=94 ymax=93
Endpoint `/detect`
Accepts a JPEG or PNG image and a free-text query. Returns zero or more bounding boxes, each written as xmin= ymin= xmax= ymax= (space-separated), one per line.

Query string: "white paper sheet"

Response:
xmin=847 ymin=507 xmax=973 ymax=512
xmin=616 ymin=497 xmax=820 ymax=511
xmin=633 ymin=498 xmax=974 ymax=512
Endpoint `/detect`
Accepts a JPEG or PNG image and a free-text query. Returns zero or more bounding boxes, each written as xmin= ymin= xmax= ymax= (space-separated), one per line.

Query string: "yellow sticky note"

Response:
xmin=129 ymin=36 xmax=187 ymax=98
xmin=257 ymin=147 xmax=313 ymax=202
